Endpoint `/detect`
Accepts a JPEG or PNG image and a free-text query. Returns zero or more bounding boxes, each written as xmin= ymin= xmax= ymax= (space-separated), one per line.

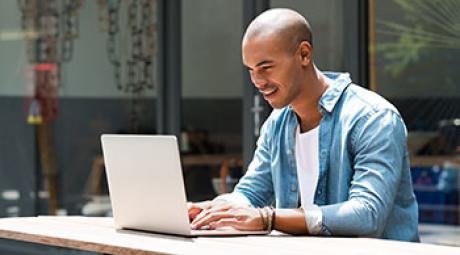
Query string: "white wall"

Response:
xmin=181 ymin=0 xmax=244 ymax=99
xmin=0 ymin=1 xmax=29 ymax=97
xmin=61 ymin=2 xmax=124 ymax=98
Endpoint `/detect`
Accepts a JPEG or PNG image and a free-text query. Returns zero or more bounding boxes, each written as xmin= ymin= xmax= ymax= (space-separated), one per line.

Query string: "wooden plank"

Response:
xmin=0 ymin=217 xmax=163 ymax=255
xmin=411 ymin=156 xmax=460 ymax=168
xmin=182 ymin=154 xmax=241 ymax=167
xmin=0 ymin=217 xmax=261 ymax=255
xmin=0 ymin=217 xmax=458 ymax=255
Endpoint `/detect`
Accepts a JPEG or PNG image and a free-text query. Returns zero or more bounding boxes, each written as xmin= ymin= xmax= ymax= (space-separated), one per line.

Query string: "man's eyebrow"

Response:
xmin=256 ymin=60 xmax=274 ymax=67
xmin=245 ymin=60 xmax=274 ymax=70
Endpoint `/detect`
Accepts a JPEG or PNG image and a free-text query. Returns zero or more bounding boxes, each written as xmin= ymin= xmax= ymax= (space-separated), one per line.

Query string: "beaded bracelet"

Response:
xmin=258 ymin=208 xmax=268 ymax=230
xmin=264 ymin=207 xmax=272 ymax=231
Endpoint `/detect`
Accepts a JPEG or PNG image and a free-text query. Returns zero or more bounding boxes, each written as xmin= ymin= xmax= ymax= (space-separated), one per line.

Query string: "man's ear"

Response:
xmin=299 ymin=41 xmax=312 ymax=66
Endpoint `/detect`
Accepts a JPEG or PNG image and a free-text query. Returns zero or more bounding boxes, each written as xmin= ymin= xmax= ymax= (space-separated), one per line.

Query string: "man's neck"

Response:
xmin=291 ymin=67 xmax=329 ymax=133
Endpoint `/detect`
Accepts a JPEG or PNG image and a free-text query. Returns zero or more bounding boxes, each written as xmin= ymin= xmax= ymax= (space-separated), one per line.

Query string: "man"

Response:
xmin=188 ymin=8 xmax=419 ymax=242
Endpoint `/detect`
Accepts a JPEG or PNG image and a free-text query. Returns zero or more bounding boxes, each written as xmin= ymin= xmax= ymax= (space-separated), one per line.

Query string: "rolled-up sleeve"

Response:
xmin=231 ymin=117 xmax=275 ymax=208
xmin=319 ymin=110 xmax=407 ymax=237
xmin=303 ymin=205 xmax=323 ymax=234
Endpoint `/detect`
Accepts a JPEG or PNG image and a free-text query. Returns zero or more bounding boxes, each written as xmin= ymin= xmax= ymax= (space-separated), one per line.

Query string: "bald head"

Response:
xmin=243 ymin=8 xmax=312 ymax=54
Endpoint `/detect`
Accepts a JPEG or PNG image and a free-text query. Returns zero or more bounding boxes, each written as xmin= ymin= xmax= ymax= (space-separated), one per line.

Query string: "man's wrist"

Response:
xmin=214 ymin=192 xmax=251 ymax=206
xmin=258 ymin=207 xmax=275 ymax=231
xmin=258 ymin=208 xmax=267 ymax=230
xmin=211 ymin=197 xmax=228 ymax=204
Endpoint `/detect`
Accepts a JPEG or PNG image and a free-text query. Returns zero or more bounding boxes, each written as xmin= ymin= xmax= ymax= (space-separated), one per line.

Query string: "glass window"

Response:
xmin=270 ymin=0 xmax=345 ymax=71
xmin=371 ymin=0 xmax=460 ymax=226
xmin=0 ymin=1 xmax=157 ymax=216
xmin=181 ymin=0 xmax=244 ymax=201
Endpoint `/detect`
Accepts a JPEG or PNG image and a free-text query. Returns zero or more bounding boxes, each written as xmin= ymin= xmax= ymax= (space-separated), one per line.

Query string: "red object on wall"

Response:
xmin=26 ymin=63 xmax=59 ymax=124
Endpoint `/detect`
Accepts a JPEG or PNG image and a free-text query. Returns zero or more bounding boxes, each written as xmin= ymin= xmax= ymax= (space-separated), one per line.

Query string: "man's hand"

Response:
xmin=190 ymin=203 xmax=264 ymax=231
xmin=187 ymin=198 xmax=234 ymax=222
xmin=187 ymin=200 xmax=213 ymax=221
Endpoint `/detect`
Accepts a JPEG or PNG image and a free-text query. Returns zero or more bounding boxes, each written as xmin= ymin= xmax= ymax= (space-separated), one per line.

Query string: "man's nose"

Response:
xmin=250 ymin=72 xmax=268 ymax=88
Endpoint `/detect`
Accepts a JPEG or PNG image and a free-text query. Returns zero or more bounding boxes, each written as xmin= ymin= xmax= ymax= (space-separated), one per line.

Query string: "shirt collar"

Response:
xmin=318 ymin=72 xmax=352 ymax=114
xmin=286 ymin=72 xmax=352 ymax=116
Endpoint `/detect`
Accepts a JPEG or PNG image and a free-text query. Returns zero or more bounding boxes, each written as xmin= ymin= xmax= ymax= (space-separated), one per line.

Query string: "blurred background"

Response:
xmin=0 ymin=0 xmax=458 ymax=247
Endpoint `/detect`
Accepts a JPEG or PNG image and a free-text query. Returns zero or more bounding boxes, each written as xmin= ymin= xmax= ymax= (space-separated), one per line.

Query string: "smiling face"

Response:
xmin=242 ymin=34 xmax=308 ymax=109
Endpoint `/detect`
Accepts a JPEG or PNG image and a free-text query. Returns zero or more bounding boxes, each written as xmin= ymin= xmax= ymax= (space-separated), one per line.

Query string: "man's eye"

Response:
xmin=262 ymin=66 xmax=272 ymax=70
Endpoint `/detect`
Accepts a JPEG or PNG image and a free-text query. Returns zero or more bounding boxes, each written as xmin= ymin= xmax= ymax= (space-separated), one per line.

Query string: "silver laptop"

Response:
xmin=101 ymin=134 xmax=268 ymax=236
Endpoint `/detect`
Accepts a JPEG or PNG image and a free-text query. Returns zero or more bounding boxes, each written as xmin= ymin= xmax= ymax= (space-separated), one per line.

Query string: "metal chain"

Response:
xmin=97 ymin=0 xmax=109 ymax=31
xmin=60 ymin=0 xmax=82 ymax=62
xmin=17 ymin=0 xmax=83 ymax=123
xmin=106 ymin=0 xmax=156 ymax=94
xmin=107 ymin=0 xmax=121 ymax=90
xmin=103 ymin=0 xmax=157 ymax=132
xmin=17 ymin=0 xmax=82 ymax=64
xmin=141 ymin=0 xmax=155 ymax=90
xmin=18 ymin=0 xmax=37 ymax=63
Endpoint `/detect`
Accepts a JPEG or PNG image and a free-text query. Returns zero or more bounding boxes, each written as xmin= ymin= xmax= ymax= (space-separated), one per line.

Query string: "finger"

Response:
xmin=205 ymin=204 xmax=232 ymax=215
xmin=188 ymin=207 xmax=202 ymax=221
xmin=191 ymin=204 xmax=232 ymax=225
xmin=191 ymin=211 xmax=234 ymax=230
xmin=187 ymin=203 xmax=202 ymax=220
xmin=188 ymin=200 xmax=212 ymax=210
xmin=211 ymin=213 xmax=263 ymax=231
xmin=209 ymin=218 xmax=242 ymax=230
xmin=188 ymin=201 xmax=212 ymax=220
xmin=194 ymin=200 xmax=212 ymax=209
xmin=192 ymin=212 xmax=233 ymax=230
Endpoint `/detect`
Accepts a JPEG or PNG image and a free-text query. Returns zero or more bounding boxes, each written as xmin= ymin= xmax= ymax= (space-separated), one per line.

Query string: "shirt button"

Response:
xmin=320 ymin=150 xmax=327 ymax=157
xmin=287 ymin=149 xmax=292 ymax=155
xmin=317 ymin=190 xmax=322 ymax=195
xmin=291 ymin=186 xmax=297 ymax=192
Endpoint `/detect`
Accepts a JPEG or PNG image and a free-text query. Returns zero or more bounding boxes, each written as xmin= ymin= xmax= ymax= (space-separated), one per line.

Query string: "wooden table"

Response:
xmin=419 ymin=223 xmax=460 ymax=247
xmin=0 ymin=216 xmax=458 ymax=255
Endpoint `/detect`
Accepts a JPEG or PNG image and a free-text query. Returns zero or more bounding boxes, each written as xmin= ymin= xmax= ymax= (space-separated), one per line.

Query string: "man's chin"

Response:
xmin=266 ymin=100 xmax=287 ymax=109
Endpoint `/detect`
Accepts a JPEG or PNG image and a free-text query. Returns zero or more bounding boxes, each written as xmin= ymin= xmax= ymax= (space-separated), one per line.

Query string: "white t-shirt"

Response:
xmin=295 ymin=125 xmax=322 ymax=234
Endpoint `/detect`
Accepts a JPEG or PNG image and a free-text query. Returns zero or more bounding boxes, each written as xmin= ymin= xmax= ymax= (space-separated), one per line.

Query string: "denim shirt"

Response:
xmin=232 ymin=72 xmax=420 ymax=242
